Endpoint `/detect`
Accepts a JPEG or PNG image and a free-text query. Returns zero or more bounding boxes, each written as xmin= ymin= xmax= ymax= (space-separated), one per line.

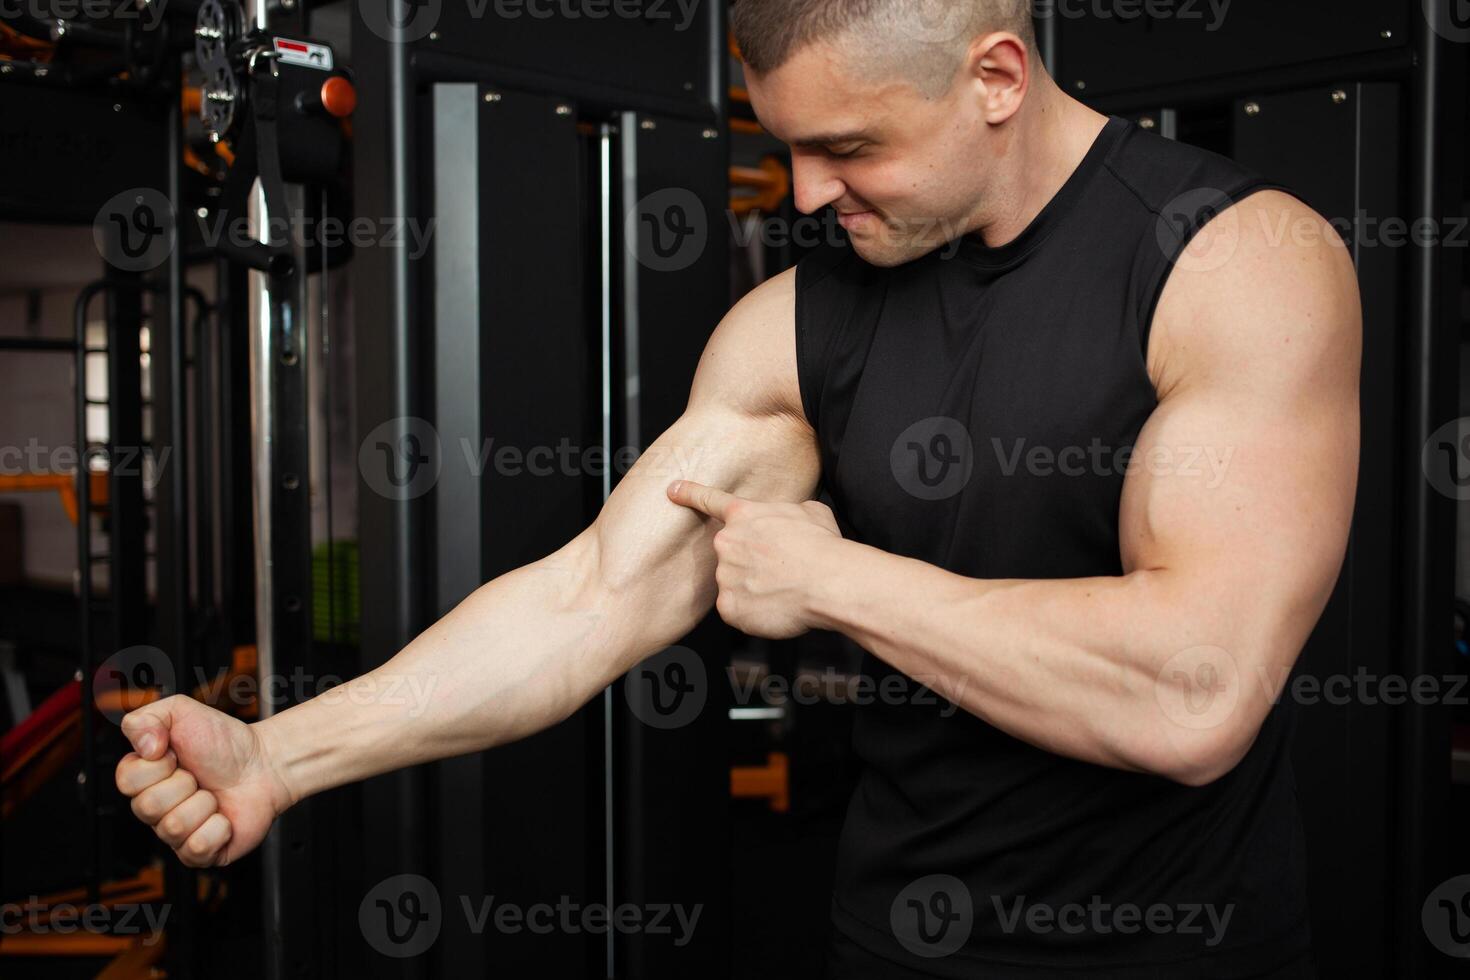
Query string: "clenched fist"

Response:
xmin=115 ymin=695 xmax=295 ymax=868
xmin=666 ymin=480 xmax=843 ymax=640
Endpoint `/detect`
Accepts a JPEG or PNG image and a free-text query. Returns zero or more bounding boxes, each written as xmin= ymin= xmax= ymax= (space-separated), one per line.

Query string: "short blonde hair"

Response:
xmin=732 ymin=0 xmax=1036 ymax=97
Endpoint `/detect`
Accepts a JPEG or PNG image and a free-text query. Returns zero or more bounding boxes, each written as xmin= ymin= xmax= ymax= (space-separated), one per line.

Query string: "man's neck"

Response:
xmin=972 ymin=85 xmax=1110 ymax=249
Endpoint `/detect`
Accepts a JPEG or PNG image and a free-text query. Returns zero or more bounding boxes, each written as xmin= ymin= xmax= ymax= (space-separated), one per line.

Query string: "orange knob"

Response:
xmin=320 ymin=76 xmax=356 ymax=118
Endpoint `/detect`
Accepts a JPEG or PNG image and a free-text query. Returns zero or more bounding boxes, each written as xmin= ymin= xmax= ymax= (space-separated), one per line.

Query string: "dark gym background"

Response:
xmin=1 ymin=1 xmax=1468 ymax=977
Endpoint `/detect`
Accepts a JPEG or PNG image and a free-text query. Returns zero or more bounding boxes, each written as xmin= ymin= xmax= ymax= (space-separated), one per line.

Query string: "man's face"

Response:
xmin=746 ymin=39 xmax=993 ymax=268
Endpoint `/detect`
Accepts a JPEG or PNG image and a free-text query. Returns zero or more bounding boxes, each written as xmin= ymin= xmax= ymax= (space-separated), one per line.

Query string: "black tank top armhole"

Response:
xmin=1138 ymin=180 xmax=1292 ymax=359
xmin=794 ymin=247 xmax=851 ymax=436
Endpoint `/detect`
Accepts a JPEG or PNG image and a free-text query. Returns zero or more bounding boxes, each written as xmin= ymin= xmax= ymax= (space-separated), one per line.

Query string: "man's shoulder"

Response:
xmin=1150 ymin=189 xmax=1361 ymax=395
xmin=694 ymin=268 xmax=806 ymax=425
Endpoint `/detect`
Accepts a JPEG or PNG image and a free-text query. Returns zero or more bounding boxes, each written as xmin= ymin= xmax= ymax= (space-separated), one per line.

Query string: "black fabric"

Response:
xmin=795 ymin=116 xmax=1311 ymax=977
xmin=824 ymin=925 xmax=1321 ymax=980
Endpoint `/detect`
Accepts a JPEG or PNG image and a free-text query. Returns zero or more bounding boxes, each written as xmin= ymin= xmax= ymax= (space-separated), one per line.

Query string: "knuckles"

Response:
xmin=131 ymin=794 xmax=162 ymax=822
xmin=115 ymin=752 xmax=177 ymax=797
xmin=158 ymin=813 xmax=187 ymax=842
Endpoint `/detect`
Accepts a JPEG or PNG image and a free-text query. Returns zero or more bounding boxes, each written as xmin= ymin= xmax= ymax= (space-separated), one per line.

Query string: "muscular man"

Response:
xmin=115 ymin=1 xmax=1360 ymax=976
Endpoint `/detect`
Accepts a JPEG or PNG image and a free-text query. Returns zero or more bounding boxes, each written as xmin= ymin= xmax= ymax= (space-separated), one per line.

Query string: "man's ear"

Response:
xmin=965 ymin=32 xmax=1031 ymax=124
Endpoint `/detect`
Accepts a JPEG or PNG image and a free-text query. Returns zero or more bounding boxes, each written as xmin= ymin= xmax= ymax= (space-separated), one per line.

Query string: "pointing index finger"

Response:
xmin=668 ymin=480 xmax=737 ymax=522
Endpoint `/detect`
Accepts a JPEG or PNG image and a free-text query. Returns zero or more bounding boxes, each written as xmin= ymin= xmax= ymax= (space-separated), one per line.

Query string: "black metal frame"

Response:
xmin=351 ymin=4 xmax=731 ymax=977
xmin=70 ymin=268 xmax=213 ymax=975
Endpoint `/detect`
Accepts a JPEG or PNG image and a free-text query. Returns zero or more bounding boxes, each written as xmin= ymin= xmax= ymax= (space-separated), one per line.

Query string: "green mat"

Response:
xmin=312 ymin=539 xmax=360 ymax=645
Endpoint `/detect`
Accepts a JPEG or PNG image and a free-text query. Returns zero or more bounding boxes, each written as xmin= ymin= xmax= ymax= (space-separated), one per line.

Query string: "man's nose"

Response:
xmin=790 ymin=154 xmax=845 ymax=215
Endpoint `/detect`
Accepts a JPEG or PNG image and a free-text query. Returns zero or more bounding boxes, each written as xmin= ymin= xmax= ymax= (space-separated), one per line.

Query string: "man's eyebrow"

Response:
xmin=786 ymin=130 xmax=873 ymax=148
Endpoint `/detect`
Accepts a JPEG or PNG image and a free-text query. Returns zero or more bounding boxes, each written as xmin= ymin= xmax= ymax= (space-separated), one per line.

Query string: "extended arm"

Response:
xmin=259 ymin=270 xmax=818 ymax=803
xmin=116 ymin=270 xmax=818 ymax=867
xmin=800 ymin=192 xmax=1361 ymax=785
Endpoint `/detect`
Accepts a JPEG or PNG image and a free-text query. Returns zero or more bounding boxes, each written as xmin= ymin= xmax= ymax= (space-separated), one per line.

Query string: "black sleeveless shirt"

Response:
xmin=796 ymin=117 xmax=1314 ymax=977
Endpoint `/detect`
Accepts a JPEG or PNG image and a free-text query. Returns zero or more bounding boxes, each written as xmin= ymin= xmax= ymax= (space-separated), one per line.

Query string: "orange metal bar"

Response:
xmin=729 ymin=117 xmax=765 ymax=137
xmin=0 ymin=24 xmax=55 ymax=63
xmin=729 ymin=156 xmax=790 ymax=216
xmin=2 ymin=862 xmax=217 ymax=919
xmin=181 ymin=87 xmax=238 ymax=173
xmin=93 ymin=643 xmax=259 ymax=718
xmin=731 ymin=751 xmax=790 ymax=812
xmin=183 ymin=147 xmax=215 ymax=177
xmin=0 ymin=932 xmax=137 ymax=956
xmin=5 ymin=644 xmax=259 ymax=816
xmin=0 ymin=472 xmax=109 ymax=526
xmin=730 ymin=158 xmax=785 ymax=190
xmin=195 ymin=643 xmax=260 ymax=718
xmin=15 ymin=865 xmax=164 ymax=920
xmin=96 ymin=934 xmax=167 ymax=979
xmin=1 ymin=862 xmax=217 ymax=924
xmin=1 ymin=723 xmax=79 ymax=820
xmin=730 ymin=84 xmax=750 ymax=105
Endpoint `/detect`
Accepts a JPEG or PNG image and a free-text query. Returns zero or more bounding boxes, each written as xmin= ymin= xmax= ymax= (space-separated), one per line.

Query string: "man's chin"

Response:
xmin=849 ymin=238 xmax=925 ymax=269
